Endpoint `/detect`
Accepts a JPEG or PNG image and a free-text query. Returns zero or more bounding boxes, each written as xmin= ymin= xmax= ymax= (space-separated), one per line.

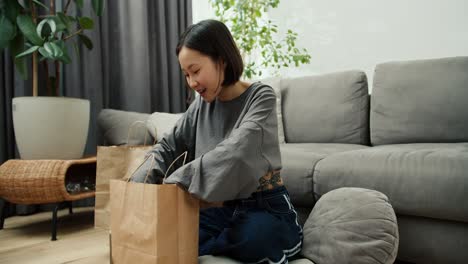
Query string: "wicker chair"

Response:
xmin=0 ymin=157 xmax=96 ymax=240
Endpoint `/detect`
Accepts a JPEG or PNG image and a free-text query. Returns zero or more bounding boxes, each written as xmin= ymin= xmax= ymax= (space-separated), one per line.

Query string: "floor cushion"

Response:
xmin=199 ymin=255 xmax=315 ymax=264
xmin=301 ymin=187 xmax=399 ymax=264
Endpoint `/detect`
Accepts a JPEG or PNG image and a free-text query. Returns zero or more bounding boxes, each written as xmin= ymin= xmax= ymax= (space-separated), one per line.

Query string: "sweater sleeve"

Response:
xmin=163 ymin=88 xmax=277 ymax=202
xmin=130 ymin=101 xmax=198 ymax=183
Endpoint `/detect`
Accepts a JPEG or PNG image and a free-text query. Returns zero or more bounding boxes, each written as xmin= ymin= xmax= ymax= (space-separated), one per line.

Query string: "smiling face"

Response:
xmin=178 ymin=46 xmax=224 ymax=103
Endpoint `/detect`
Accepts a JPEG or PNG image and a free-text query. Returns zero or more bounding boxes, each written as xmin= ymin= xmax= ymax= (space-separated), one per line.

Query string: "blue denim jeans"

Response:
xmin=199 ymin=186 xmax=303 ymax=264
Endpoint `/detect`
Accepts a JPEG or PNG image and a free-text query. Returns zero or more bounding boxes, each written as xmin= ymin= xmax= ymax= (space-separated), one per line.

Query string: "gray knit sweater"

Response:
xmin=131 ymin=82 xmax=282 ymax=202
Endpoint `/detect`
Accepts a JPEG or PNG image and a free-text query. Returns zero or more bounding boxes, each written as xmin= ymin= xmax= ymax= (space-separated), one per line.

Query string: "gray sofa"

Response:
xmin=98 ymin=56 xmax=468 ymax=264
xmin=279 ymin=56 xmax=468 ymax=264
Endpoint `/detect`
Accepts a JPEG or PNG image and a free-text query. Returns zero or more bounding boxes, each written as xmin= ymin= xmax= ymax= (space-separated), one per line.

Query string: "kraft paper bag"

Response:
xmin=95 ymin=121 xmax=155 ymax=229
xmin=110 ymin=152 xmax=199 ymax=264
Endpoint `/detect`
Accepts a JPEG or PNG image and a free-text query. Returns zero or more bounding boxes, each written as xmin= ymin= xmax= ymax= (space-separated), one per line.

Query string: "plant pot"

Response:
xmin=12 ymin=97 xmax=90 ymax=160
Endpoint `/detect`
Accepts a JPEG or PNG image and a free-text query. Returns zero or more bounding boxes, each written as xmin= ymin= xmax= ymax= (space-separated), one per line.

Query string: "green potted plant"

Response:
xmin=209 ymin=0 xmax=311 ymax=79
xmin=0 ymin=0 xmax=103 ymax=159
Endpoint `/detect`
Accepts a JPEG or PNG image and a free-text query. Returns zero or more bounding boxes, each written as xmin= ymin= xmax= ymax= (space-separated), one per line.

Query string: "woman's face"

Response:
xmin=178 ymin=46 xmax=224 ymax=102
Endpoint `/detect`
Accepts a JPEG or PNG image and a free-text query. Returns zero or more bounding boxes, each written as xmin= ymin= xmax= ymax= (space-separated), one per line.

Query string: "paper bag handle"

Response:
xmin=126 ymin=120 xmax=157 ymax=146
xmin=126 ymin=151 xmax=187 ymax=183
xmin=126 ymin=153 xmax=156 ymax=183
xmin=164 ymin=151 xmax=188 ymax=180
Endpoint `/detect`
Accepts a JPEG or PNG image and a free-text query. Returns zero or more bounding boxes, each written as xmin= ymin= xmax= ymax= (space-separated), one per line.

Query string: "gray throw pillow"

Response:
xmin=98 ymin=109 xmax=153 ymax=146
xmin=302 ymin=187 xmax=399 ymax=264
xmin=146 ymin=112 xmax=184 ymax=142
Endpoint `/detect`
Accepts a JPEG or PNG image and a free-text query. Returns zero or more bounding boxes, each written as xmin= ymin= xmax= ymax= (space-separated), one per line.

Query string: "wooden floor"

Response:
xmin=1 ymin=207 xmax=413 ymax=264
xmin=0 ymin=207 xmax=109 ymax=264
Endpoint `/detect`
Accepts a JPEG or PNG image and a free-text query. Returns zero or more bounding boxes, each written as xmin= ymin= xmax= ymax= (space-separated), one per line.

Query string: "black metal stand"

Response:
xmin=51 ymin=204 xmax=59 ymax=241
xmin=0 ymin=199 xmax=8 ymax=229
xmin=50 ymin=201 xmax=74 ymax=241
xmin=1 ymin=200 xmax=76 ymax=241
xmin=68 ymin=201 xmax=73 ymax=215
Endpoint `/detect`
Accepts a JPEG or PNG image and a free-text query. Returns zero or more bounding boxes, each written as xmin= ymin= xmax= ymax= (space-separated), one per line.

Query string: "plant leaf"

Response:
xmin=43 ymin=42 xmax=53 ymax=55
xmin=41 ymin=42 xmax=64 ymax=59
xmin=54 ymin=39 xmax=66 ymax=50
xmin=49 ymin=42 xmax=63 ymax=57
xmin=0 ymin=14 xmax=16 ymax=49
xmin=36 ymin=18 xmax=56 ymax=38
xmin=78 ymin=34 xmax=93 ymax=50
xmin=38 ymin=46 xmax=52 ymax=59
xmin=4 ymin=0 xmax=23 ymax=22
xmin=17 ymin=14 xmax=43 ymax=46
xmin=79 ymin=17 xmax=94 ymax=30
xmin=10 ymin=34 xmax=28 ymax=79
xmin=57 ymin=43 xmax=72 ymax=64
xmin=16 ymin=45 xmax=40 ymax=58
xmin=75 ymin=0 xmax=84 ymax=9
xmin=92 ymin=0 xmax=104 ymax=16
xmin=60 ymin=51 xmax=71 ymax=64
xmin=56 ymin=12 xmax=69 ymax=24
xmin=32 ymin=0 xmax=49 ymax=10
xmin=53 ymin=13 xmax=68 ymax=32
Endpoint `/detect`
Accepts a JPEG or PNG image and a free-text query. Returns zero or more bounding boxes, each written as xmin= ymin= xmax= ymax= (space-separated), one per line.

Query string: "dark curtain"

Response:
xmin=0 ymin=0 xmax=192 ymax=216
xmin=65 ymin=0 xmax=192 ymax=155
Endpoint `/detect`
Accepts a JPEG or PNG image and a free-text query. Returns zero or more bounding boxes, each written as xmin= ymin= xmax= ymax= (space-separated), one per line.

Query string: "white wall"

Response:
xmin=192 ymin=0 xmax=468 ymax=90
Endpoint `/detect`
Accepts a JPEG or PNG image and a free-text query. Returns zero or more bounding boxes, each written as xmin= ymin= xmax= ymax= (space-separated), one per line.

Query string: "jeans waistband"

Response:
xmin=251 ymin=185 xmax=288 ymax=198
xmin=224 ymin=186 xmax=289 ymax=209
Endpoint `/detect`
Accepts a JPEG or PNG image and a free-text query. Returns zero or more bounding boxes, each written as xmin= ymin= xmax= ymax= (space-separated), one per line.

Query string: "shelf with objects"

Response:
xmin=0 ymin=156 xmax=96 ymax=240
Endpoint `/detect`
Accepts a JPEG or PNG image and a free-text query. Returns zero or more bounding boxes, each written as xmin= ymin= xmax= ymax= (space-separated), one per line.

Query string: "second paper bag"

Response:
xmin=95 ymin=145 xmax=152 ymax=229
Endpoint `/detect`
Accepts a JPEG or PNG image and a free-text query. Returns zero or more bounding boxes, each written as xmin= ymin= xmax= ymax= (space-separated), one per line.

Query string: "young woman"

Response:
xmin=132 ymin=19 xmax=302 ymax=264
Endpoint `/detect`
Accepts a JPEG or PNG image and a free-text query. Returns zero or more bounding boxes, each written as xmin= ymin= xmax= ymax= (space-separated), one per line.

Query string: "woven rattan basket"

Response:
xmin=0 ymin=157 xmax=96 ymax=204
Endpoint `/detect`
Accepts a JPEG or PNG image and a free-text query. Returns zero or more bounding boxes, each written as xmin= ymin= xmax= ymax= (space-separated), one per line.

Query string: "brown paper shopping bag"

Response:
xmin=95 ymin=121 xmax=154 ymax=229
xmin=110 ymin=152 xmax=199 ymax=264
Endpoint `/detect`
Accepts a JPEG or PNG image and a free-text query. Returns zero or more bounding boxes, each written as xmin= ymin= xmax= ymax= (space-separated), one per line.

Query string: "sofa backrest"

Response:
xmin=254 ymin=77 xmax=286 ymax=144
xmin=281 ymin=70 xmax=370 ymax=144
xmin=371 ymin=56 xmax=468 ymax=145
xmin=98 ymin=109 xmax=154 ymax=146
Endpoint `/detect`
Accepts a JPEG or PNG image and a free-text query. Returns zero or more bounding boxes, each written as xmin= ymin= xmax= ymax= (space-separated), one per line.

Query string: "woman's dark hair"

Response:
xmin=176 ymin=19 xmax=244 ymax=86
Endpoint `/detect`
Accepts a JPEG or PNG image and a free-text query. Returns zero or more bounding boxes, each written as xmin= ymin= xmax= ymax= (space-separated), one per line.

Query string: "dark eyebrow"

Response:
xmin=181 ymin=64 xmax=198 ymax=72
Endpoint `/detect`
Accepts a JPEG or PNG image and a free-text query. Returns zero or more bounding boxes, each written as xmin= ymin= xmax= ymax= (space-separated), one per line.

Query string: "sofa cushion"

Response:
xmin=98 ymin=109 xmax=153 ymax=146
xmin=397 ymin=214 xmax=468 ymax=264
xmin=302 ymin=188 xmax=399 ymax=264
xmin=146 ymin=112 xmax=184 ymax=142
xmin=280 ymin=143 xmax=369 ymax=207
xmin=281 ymin=71 xmax=369 ymax=144
xmin=314 ymin=143 xmax=468 ymax=222
xmin=256 ymin=77 xmax=286 ymax=144
xmin=371 ymin=56 xmax=468 ymax=145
